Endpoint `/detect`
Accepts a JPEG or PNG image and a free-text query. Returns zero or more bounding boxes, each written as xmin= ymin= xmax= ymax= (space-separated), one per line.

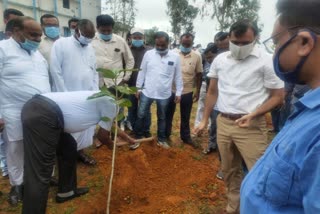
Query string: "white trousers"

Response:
xmin=6 ymin=139 xmax=24 ymax=186
xmin=194 ymin=82 xmax=207 ymax=127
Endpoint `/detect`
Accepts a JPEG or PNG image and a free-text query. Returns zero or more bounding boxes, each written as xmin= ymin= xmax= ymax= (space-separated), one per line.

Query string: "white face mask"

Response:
xmin=229 ymin=41 xmax=255 ymax=60
xmin=78 ymin=30 xmax=92 ymax=45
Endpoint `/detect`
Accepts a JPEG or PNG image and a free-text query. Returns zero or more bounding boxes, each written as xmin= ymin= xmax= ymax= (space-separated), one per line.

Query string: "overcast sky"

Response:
xmin=104 ymin=0 xmax=278 ymax=47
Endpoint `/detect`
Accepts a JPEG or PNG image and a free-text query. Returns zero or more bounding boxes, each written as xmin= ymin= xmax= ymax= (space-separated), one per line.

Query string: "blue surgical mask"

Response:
xmin=99 ymin=33 xmax=112 ymax=41
xmin=20 ymin=38 xmax=40 ymax=52
xmin=180 ymin=45 xmax=192 ymax=54
xmin=78 ymin=30 xmax=92 ymax=46
xmin=132 ymin=39 xmax=144 ymax=47
xmin=273 ymin=31 xmax=317 ymax=84
xmin=44 ymin=26 xmax=60 ymax=39
xmin=156 ymin=48 xmax=168 ymax=55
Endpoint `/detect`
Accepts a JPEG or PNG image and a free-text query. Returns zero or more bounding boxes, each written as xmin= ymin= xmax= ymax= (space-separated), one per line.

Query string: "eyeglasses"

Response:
xmin=263 ymin=26 xmax=320 ymax=54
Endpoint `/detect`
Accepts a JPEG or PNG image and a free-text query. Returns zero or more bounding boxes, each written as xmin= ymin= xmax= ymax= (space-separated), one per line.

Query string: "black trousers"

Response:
xmin=21 ymin=95 xmax=78 ymax=214
xmin=166 ymin=92 xmax=193 ymax=140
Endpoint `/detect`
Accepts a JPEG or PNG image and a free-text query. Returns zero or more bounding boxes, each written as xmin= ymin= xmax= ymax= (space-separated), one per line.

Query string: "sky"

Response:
xmin=104 ymin=0 xmax=278 ymax=47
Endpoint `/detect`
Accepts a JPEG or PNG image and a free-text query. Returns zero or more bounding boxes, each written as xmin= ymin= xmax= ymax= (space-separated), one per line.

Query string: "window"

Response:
xmin=63 ymin=27 xmax=71 ymax=37
xmin=63 ymin=0 xmax=70 ymax=9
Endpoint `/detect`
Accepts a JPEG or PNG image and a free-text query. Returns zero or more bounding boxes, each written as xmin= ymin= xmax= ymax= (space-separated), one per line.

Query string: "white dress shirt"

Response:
xmin=136 ymin=49 xmax=183 ymax=99
xmin=207 ymin=46 xmax=284 ymax=114
xmin=42 ymin=91 xmax=116 ymax=133
xmin=91 ymin=33 xmax=135 ymax=87
xmin=50 ymin=36 xmax=99 ymax=92
xmin=0 ymin=38 xmax=51 ymax=141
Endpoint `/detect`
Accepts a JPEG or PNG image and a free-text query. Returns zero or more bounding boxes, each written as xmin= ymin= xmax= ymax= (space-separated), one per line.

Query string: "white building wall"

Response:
xmin=0 ymin=0 xmax=101 ymax=36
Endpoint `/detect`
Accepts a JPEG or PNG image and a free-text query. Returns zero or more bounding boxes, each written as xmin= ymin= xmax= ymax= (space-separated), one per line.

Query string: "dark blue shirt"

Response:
xmin=241 ymin=87 xmax=320 ymax=214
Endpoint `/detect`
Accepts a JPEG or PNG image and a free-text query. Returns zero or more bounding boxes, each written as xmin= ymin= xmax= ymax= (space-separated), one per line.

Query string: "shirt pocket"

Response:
xmin=256 ymin=146 xmax=295 ymax=207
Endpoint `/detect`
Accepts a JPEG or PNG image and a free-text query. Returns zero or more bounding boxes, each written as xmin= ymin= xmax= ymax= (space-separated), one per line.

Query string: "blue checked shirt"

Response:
xmin=241 ymin=87 xmax=320 ymax=214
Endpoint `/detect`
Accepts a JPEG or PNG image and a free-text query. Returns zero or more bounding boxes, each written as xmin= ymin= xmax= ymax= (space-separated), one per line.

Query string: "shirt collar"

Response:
xmin=296 ymin=87 xmax=320 ymax=109
xmin=179 ymin=50 xmax=192 ymax=58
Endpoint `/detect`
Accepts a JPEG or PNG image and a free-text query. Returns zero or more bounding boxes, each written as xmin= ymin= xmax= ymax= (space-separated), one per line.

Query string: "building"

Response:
xmin=0 ymin=0 xmax=101 ymax=37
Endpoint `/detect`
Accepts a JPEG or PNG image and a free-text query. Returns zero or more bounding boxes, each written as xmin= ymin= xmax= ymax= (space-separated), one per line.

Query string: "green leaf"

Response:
xmin=97 ymin=68 xmax=117 ymax=79
xmin=101 ymin=117 xmax=111 ymax=122
xmin=116 ymin=113 xmax=125 ymax=121
xmin=87 ymin=91 xmax=113 ymax=100
xmin=116 ymin=86 xmax=137 ymax=95
xmin=116 ymin=98 xmax=132 ymax=107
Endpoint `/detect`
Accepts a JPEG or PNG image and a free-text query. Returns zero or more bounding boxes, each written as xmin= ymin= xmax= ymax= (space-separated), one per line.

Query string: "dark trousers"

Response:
xmin=166 ymin=92 xmax=193 ymax=141
xmin=21 ymin=95 xmax=78 ymax=214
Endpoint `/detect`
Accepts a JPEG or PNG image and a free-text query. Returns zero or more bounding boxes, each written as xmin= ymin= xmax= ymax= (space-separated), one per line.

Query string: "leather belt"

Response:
xmin=220 ymin=113 xmax=245 ymax=120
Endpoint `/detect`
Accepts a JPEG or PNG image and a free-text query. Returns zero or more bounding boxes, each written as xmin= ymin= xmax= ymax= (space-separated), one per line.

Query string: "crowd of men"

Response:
xmin=1 ymin=0 xmax=320 ymax=213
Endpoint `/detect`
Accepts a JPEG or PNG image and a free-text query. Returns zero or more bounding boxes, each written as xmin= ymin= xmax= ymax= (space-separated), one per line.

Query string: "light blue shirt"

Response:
xmin=241 ymin=87 xmax=320 ymax=214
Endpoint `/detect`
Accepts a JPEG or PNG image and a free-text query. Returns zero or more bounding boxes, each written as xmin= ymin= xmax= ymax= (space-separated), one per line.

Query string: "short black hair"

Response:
xmin=3 ymin=8 xmax=24 ymax=20
xmin=277 ymin=0 xmax=320 ymax=31
xmin=40 ymin=14 xmax=58 ymax=25
xmin=5 ymin=19 xmax=15 ymax=33
xmin=180 ymin=32 xmax=195 ymax=41
xmin=204 ymin=43 xmax=218 ymax=55
xmin=155 ymin=31 xmax=169 ymax=43
xmin=96 ymin=14 xmax=115 ymax=28
xmin=10 ymin=16 xmax=35 ymax=30
xmin=229 ymin=19 xmax=259 ymax=37
xmin=78 ymin=19 xmax=95 ymax=32
xmin=214 ymin=31 xmax=228 ymax=42
xmin=68 ymin=17 xmax=79 ymax=28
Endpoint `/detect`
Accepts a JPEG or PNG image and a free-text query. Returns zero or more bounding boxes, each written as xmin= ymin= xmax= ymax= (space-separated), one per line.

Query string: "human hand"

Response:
xmin=235 ymin=114 xmax=254 ymax=128
xmin=174 ymin=96 xmax=181 ymax=103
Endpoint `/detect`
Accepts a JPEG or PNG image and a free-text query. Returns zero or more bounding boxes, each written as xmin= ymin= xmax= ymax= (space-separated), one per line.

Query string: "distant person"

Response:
xmin=166 ymin=32 xmax=202 ymax=148
xmin=194 ymin=44 xmax=219 ymax=153
xmin=39 ymin=14 xmax=61 ymax=63
xmin=126 ymin=28 xmax=151 ymax=136
xmin=3 ymin=8 xmax=24 ymax=24
xmin=68 ymin=17 xmax=79 ymax=36
xmin=194 ymin=20 xmax=284 ymax=213
xmin=241 ymin=0 xmax=320 ymax=213
xmin=91 ymin=14 xmax=135 ymax=131
xmin=135 ymin=31 xmax=183 ymax=149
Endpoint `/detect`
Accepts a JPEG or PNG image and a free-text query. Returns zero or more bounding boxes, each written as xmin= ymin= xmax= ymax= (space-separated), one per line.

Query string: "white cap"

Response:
xmin=130 ymin=28 xmax=144 ymax=35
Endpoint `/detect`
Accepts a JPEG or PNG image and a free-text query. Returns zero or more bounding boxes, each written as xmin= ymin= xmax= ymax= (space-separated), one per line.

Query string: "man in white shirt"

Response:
xmin=38 ymin=14 xmax=60 ymax=63
xmin=91 ymin=14 xmax=134 ymax=88
xmin=135 ymin=32 xmax=183 ymax=149
xmin=21 ymin=91 xmax=117 ymax=214
xmin=194 ymin=20 xmax=284 ymax=214
xmin=0 ymin=17 xmax=51 ymax=205
xmin=50 ymin=19 xmax=99 ymax=165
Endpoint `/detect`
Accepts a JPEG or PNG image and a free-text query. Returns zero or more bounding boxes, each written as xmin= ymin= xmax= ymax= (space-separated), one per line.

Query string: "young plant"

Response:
xmin=88 ymin=68 xmax=138 ymax=214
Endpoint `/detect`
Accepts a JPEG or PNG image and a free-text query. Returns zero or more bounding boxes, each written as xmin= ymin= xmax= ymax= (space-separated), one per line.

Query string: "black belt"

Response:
xmin=220 ymin=113 xmax=245 ymax=120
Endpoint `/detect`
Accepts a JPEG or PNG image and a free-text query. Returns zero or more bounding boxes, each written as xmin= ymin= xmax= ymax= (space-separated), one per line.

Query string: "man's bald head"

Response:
xmin=12 ymin=16 xmax=43 ymax=43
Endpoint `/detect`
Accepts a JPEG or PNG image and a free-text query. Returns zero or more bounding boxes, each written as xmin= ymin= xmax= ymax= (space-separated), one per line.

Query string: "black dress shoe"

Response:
xmin=8 ymin=185 xmax=23 ymax=206
xmin=56 ymin=187 xmax=89 ymax=203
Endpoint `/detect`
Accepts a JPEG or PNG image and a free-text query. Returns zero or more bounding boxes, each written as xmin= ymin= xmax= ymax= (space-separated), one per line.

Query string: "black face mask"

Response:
xmin=273 ymin=30 xmax=317 ymax=84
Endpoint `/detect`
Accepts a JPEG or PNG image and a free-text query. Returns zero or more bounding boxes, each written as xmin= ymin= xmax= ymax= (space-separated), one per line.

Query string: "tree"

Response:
xmin=104 ymin=0 xmax=137 ymax=37
xmin=201 ymin=0 xmax=261 ymax=31
xmin=167 ymin=0 xmax=199 ymax=39
xmin=144 ymin=26 xmax=159 ymax=47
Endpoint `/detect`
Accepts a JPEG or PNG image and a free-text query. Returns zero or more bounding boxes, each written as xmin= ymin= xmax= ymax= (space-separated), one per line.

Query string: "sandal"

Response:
xmin=78 ymin=151 xmax=97 ymax=166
